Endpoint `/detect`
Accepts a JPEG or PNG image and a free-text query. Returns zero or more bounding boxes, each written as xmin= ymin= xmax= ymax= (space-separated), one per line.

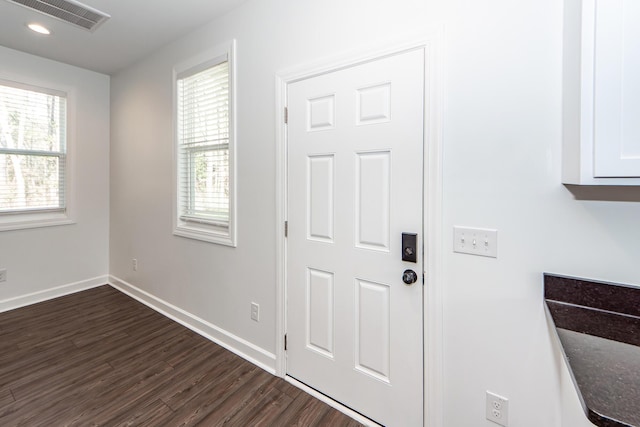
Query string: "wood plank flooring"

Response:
xmin=0 ymin=286 xmax=363 ymax=426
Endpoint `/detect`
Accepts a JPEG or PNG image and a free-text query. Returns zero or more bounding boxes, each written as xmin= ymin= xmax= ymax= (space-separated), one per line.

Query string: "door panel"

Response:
xmin=355 ymin=278 xmax=391 ymax=382
xmin=355 ymin=150 xmax=391 ymax=251
xmin=307 ymin=155 xmax=335 ymax=242
xmin=307 ymin=267 xmax=335 ymax=358
xmin=287 ymin=48 xmax=424 ymax=427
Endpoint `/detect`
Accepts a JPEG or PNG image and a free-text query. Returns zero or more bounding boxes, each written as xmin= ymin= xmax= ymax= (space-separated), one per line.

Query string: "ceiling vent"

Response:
xmin=7 ymin=0 xmax=110 ymax=32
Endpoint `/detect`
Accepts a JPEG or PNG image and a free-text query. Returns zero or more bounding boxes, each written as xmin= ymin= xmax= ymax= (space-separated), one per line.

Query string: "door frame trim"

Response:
xmin=274 ymin=33 xmax=444 ymax=427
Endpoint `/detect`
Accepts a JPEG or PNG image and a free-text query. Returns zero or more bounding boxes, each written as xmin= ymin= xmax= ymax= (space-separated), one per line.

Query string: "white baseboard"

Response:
xmin=0 ymin=275 xmax=109 ymax=313
xmin=108 ymin=275 xmax=276 ymax=374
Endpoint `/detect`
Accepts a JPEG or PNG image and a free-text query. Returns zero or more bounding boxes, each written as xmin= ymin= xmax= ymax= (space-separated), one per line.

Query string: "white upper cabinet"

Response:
xmin=563 ymin=0 xmax=640 ymax=184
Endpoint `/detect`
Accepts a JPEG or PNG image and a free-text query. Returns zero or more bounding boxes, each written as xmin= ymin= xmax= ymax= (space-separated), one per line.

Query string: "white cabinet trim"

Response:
xmin=563 ymin=0 xmax=640 ymax=185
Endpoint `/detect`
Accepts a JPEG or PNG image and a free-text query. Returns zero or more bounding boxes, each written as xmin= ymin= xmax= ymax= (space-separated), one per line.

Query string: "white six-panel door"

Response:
xmin=286 ymin=48 xmax=425 ymax=426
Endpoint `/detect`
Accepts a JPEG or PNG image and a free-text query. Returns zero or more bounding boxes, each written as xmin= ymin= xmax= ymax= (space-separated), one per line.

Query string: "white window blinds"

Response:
xmin=177 ymin=57 xmax=230 ymax=227
xmin=0 ymin=82 xmax=67 ymax=214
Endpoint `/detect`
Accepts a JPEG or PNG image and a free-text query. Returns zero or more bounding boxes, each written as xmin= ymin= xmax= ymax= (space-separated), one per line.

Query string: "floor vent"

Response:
xmin=6 ymin=0 xmax=110 ymax=32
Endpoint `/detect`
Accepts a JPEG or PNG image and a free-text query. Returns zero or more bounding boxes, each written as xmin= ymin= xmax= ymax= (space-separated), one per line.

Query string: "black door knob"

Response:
xmin=402 ymin=269 xmax=418 ymax=285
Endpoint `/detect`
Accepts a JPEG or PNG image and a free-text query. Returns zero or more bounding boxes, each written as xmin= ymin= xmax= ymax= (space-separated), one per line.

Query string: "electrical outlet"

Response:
xmin=453 ymin=226 xmax=498 ymax=258
xmin=486 ymin=391 xmax=509 ymax=426
xmin=251 ymin=302 xmax=260 ymax=322
xmin=132 ymin=259 xmax=138 ymax=271
xmin=0 ymin=269 xmax=6 ymax=282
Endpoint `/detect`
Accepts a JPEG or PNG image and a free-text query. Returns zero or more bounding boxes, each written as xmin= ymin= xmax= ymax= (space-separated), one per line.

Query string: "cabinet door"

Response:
xmin=593 ymin=0 xmax=640 ymax=177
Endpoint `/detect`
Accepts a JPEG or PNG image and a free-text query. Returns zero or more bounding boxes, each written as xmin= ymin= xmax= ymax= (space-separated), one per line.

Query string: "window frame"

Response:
xmin=0 ymin=78 xmax=75 ymax=232
xmin=172 ymin=40 xmax=237 ymax=246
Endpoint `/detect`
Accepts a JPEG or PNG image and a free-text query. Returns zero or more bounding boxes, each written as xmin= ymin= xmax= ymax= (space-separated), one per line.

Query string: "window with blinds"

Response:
xmin=0 ymin=81 xmax=67 ymax=215
xmin=173 ymin=42 xmax=236 ymax=246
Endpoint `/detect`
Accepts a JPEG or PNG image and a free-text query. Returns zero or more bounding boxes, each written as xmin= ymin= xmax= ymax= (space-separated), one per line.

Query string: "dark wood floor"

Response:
xmin=0 ymin=286 xmax=362 ymax=426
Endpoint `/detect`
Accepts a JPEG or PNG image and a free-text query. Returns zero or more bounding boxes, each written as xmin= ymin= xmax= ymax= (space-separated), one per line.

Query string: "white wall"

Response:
xmin=437 ymin=1 xmax=639 ymax=425
xmin=0 ymin=46 xmax=110 ymax=309
xmin=110 ymin=0 xmax=432 ymax=364
xmin=110 ymin=0 xmax=640 ymax=426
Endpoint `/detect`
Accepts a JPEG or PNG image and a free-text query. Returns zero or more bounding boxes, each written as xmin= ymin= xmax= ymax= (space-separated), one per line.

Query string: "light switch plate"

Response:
xmin=453 ymin=226 xmax=498 ymax=258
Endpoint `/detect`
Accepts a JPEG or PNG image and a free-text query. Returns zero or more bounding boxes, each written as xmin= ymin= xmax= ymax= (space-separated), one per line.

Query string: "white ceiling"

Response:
xmin=0 ymin=0 xmax=248 ymax=75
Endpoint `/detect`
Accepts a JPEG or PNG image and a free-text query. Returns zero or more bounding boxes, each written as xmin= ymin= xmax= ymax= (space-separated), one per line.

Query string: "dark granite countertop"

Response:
xmin=544 ymin=274 xmax=640 ymax=427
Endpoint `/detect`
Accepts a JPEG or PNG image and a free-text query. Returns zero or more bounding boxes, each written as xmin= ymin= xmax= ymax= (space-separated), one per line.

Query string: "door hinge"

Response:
xmin=284 ymin=220 xmax=288 ymax=237
xmin=284 ymin=333 xmax=288 ymax=351
xmin=284 ymin=107 xmax=288 ymax=124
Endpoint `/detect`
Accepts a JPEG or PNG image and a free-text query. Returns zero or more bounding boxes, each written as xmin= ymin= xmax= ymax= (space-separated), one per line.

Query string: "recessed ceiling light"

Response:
xmin=27 ymin=23 xmax=51 ymax=35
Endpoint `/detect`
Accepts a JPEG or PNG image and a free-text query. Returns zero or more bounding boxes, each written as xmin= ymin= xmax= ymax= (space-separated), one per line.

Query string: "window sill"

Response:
xmin=173 ymin=222 xmax=236 ymax=247
xmin=0 ymin=211 xmax=75 ymax=232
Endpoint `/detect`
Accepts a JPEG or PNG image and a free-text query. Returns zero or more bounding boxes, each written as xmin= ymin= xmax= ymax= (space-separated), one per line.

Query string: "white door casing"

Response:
xmin=286 ymin=48 xmax=425 ymax=427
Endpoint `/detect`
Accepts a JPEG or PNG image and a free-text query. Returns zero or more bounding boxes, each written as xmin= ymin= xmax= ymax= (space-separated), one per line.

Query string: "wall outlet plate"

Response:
xmin=486 ymin=391 xmax=509 ymax=426
xmin=0 ymin=269 xmax=6 ymax=282
xmin=251 ymin=302 xmax=260 ymax=322
xmin=453 ymin=226 xmax=498 ymax=258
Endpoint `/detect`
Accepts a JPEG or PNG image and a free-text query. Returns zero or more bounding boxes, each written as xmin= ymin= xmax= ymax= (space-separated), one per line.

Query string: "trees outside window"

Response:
xmin=0 ymin=83 xmax=66 ymax=214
